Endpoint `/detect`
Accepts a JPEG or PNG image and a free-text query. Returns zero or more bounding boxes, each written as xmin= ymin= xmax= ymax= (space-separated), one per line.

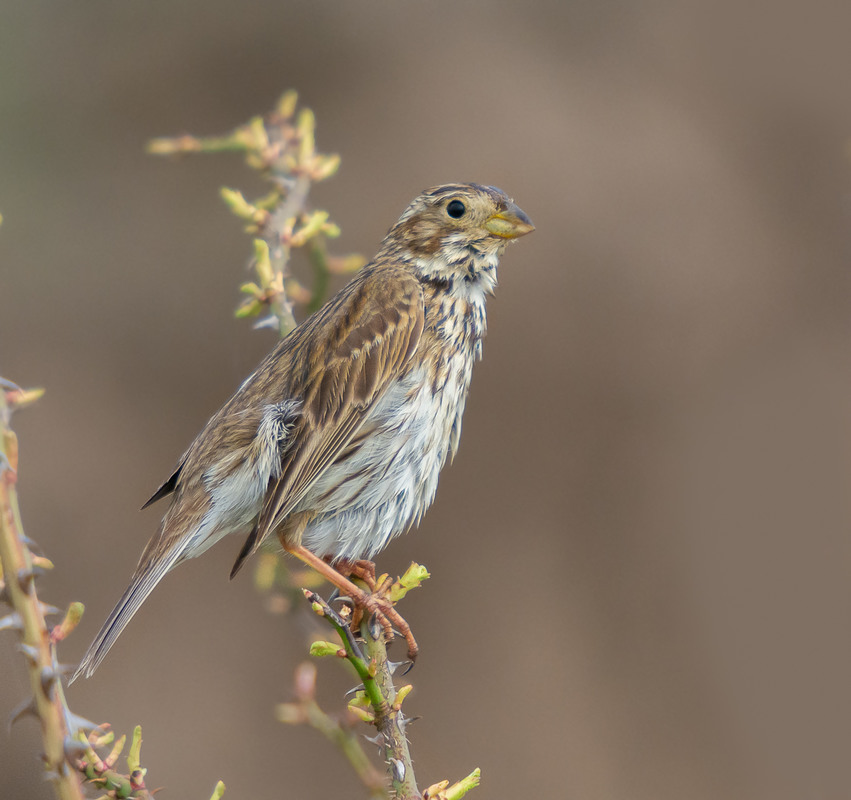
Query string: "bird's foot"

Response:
xmin=351 ymin=585 xmax=418 ymax=662
xmin=334 ymin=558 xmax=378 ymax=591
xmin=288 ymin=544 xmax=418 ymax=660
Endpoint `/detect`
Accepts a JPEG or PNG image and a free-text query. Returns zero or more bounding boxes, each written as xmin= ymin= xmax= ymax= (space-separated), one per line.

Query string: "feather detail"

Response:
xmin=141 ymin=463 xmax=183 ymax=509
xmin=71 ymin=538 xmax=186 ymax=682
xmin=236 ymin=266 xmax=425 ymax=568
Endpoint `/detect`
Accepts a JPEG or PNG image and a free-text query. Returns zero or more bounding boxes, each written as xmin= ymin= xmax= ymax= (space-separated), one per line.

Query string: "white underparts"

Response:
xmin=299 ymin=354 xmax=476 ymax=562
xmin=300 ymin=272 xmax=489 ymax=562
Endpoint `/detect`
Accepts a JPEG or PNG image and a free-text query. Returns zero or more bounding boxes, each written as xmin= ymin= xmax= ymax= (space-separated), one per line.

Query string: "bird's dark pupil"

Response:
xmin=447 ymin=200 xmax=466 ymax=218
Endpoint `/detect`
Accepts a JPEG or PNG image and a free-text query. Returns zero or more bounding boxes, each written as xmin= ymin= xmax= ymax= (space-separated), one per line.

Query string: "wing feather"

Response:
xmin=141 ymin=462 xmax=184 ymax=509
xmin=231 ymin=265 xmax=425 ymax=571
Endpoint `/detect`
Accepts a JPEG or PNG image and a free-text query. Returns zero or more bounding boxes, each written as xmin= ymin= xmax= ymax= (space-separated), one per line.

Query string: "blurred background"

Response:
xmin=2 ymin=2 xmax=850 ymax=798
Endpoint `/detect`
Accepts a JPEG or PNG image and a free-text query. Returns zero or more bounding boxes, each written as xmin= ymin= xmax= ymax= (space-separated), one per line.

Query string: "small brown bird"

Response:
xmin=73 ymin=183 xmax=533 ymax=680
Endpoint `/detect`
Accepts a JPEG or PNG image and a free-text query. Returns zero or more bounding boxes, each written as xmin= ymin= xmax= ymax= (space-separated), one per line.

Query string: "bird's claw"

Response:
xmin=341 ymin=585 xmax=418 ymax=662
xmin=358 ymin=592 xmax=418 ymax=661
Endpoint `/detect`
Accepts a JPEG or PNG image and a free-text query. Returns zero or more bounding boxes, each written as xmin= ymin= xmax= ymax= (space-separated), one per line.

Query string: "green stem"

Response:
xmin=360 ymin=618 xmax=420 ymax=800
xmin=304 ymin=591 xmax=385 ymax=712
xmin=303 ymin=590 xmax=420 ymax=798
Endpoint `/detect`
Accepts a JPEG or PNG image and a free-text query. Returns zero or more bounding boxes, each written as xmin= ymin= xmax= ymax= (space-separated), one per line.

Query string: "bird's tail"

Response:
xmin=70 ymin=547 xmax=183 ymax=682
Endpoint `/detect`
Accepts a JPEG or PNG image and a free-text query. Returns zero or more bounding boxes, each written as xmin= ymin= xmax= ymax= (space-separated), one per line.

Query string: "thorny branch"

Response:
xmin=278 ymin=577 xmax=480 ymax=800
xmin=0 ymin=383 xmax=84 ymax=800
xmin=0 ymin=381 xmax=169 ymax=799
xmin=308 ymin=589 xmax=418 ymax=797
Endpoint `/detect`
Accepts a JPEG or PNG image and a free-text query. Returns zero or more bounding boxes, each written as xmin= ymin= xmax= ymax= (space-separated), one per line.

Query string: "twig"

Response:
xmin=276 ymin=661 xmax=386 ymax=799
xmin=0 ymin=384 xmax=85 ymax=800
xmin=148 ymin=91 xmax=364 ymax=338
xmin=297 ymin=571 xmax=481 ymax=800
xmin=0 ymin=381 xmax=166 ymax=800
xmin=360 ymin=614 xmax=420 ymax=799
xmin=303 ymin=579 xmax=421 ymax=799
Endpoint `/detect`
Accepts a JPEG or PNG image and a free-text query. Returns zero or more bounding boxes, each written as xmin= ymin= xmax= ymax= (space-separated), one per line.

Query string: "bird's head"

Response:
xmin=379 ymin=183 xmax=534 ymax=289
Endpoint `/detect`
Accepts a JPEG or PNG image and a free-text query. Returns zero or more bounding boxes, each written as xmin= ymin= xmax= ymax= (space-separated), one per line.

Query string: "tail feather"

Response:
xmin=229 ymin=521 xmax=261 ymax=580
xmin=71 ymin=548 xmax=183 ymax=682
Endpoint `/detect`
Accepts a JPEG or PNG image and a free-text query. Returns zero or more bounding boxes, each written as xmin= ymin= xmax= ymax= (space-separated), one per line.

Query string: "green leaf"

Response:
xmin=445 ymin=768 xmax=482 ymax=800
xmin=276 ymin=90 xmax=298 ymax=118
xmin=388 ymin=562 xmax=430 ymax=602
xmin=309 ymin=640 xmax=343 ymax=657
xmin=252 ymin=239 xmax=273 ymax=285
xmin=235 ymin=299 xmax=262 ymax=318
xmin=126 ymin=726 xmax=143 ymax=772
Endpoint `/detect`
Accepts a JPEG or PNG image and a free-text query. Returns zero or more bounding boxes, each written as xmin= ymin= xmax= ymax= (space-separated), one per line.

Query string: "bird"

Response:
xmin=72 ymin=183 xmax=534 ymax=681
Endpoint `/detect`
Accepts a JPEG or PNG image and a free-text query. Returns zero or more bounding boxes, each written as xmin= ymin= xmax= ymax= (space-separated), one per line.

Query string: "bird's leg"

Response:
xmin=284 ymin=542 xmax=418 ymax=660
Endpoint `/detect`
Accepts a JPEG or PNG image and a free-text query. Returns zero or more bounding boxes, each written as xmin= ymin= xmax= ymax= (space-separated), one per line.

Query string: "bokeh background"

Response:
xmin=2 ymin=2 xmax=850 ymax=798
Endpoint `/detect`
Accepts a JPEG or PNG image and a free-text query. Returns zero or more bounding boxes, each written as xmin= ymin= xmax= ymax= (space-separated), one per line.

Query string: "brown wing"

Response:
xmin=229 ymin=264 xmax=425 ymax=575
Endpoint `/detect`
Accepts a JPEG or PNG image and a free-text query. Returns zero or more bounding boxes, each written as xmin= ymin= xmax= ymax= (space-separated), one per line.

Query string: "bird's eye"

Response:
xmin=446 ymin=199 xmax=466 ymax=219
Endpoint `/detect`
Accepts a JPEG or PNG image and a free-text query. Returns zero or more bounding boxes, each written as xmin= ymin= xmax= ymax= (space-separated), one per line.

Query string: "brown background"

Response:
xmin=2 ymin=2 xmax=850 ymax=798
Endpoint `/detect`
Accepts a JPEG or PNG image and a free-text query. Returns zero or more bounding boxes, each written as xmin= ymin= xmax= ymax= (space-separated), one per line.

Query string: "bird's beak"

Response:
xmin=485 ymin=202 xmax=535 ymax=239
